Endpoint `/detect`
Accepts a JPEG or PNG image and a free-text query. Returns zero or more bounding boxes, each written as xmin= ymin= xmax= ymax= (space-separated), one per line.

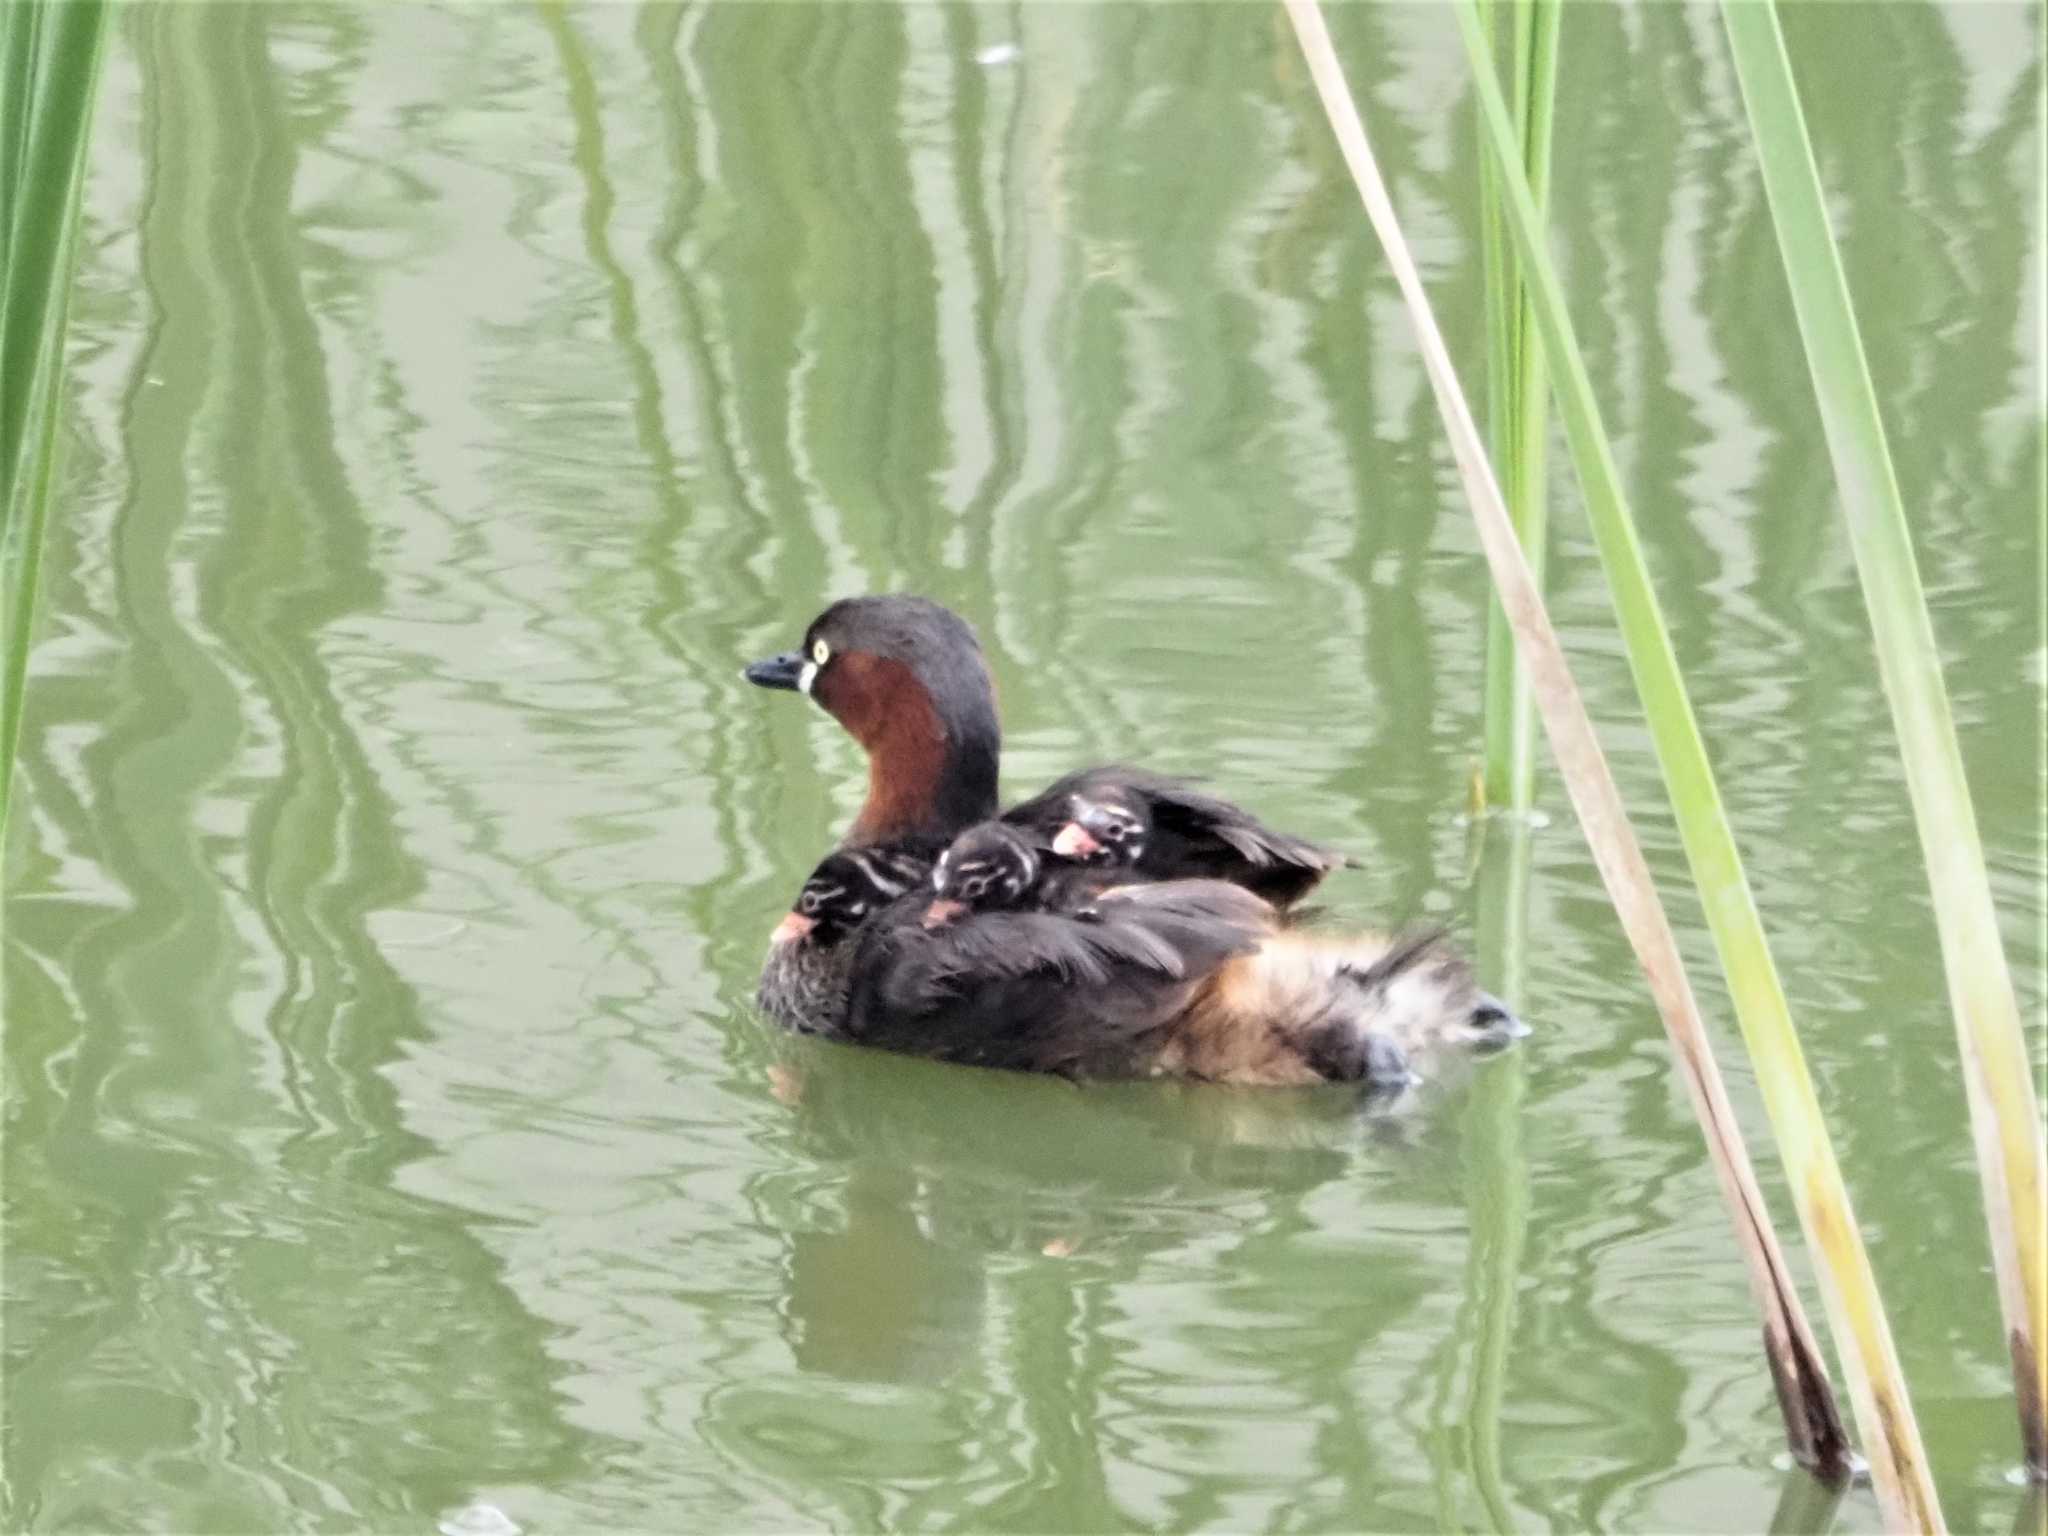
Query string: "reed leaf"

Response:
xmin=1444 ymin=0 xmax=1945 ymax=1520
xmin=1475 ymin=0 xmax=1558 ymax=816
xmin=1721 ymin=0 xmax=2048 ymax=1480
xmin=1281 ymin=0 xmax=1858 ymax=1490
xmin=1 ymin=0 xmax=107 ymax=838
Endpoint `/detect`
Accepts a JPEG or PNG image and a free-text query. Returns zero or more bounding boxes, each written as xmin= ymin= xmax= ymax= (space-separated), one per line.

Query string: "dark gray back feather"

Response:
xmin=842 ymin=884 xmax=1265 ymax=1076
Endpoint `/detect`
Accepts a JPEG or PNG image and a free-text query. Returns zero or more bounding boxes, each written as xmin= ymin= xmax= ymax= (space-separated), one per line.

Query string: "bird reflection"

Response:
xmin=782 ymin=1162 xmax=985 ymax=1383
xmin=769 ymin=1041 xmax=1425 ymax=1387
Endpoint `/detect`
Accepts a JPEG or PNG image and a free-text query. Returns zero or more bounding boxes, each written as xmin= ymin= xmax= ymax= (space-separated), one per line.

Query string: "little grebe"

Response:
xmin=1004 ymin=767 xmax=1347 ymax=906
xmin=746 ymin=596 xmax=1520 ymax=1081
xmin=921 ymin=819 xmax=1125 ymax=925
xmin=773 ymin=846 xmax=935 ymax=948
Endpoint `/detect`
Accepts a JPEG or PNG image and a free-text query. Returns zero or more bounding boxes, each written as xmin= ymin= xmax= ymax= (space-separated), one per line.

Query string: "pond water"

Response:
xmin=6 ymin=3 xmax=2042 ymax=1531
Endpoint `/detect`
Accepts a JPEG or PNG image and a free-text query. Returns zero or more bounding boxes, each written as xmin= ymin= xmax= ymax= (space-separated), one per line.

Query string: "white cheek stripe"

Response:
xmin=798 ymin=661 xmax=818 ymax=694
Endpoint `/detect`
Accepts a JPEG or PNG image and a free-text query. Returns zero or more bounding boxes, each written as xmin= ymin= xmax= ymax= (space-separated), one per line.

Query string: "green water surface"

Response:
xmin=5 ymin=4 xmax=2042 ymax=1531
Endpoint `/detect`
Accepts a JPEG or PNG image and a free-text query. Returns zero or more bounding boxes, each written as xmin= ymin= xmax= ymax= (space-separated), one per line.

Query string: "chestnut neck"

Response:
xmin=823 ymin=652 xmax=999 ymax=848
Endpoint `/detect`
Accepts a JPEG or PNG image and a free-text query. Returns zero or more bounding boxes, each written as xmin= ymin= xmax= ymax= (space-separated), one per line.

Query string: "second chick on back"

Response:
xmin=1001 ymin=767 xmax=1347 ymax=907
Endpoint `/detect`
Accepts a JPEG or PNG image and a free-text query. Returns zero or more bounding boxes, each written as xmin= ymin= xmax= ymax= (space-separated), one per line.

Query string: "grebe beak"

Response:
xmin=770 ymin=911 xmax=817 ymax=945
xmin=1051 ymin=823 xmax=1101 ymax=859
xmin=744 ymin=652 xmax=806 ymax=691
xmin=922 ymin=899 xmax=967 ymax=929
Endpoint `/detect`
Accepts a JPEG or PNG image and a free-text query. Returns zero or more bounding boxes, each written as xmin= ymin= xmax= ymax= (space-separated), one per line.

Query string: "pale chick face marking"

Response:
xmin=773 ymin=851 xmax=897 ymax=947
xmin=773 ymin=872 xmax=862 ymax=947
xmin=797 ymin=878 xmax=859 ymax=922
xmin=942 ymin=858 xmax=1015 ymax=905
xmin=1052 ymin=795 xmax=1145 ymax=866
xmin=930 ymin=828 xmax=1038 ymax=911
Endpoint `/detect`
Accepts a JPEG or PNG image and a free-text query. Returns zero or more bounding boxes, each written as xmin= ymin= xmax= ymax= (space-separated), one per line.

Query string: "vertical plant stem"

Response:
xmin=1467 ymin=22 xmax=1554 ymax=1495
xmin=1721 ymin=0 xmax=2048 ymax=1479
xmin=2 ymin=1 xmax=103 ymax=493
xmin=1477 ymin=0 xmax=1558 ymax=815
xmin=4 ymin=5 xmax=46 ymax=305
xmin=1474 ymin=0 xmax=1517 ymax=816
xmin=1282 ymin=0 xmax=1863 ymax=1494
xmin=2 ymin=0 xmax=108 ymax=839
xmin=1445 ymin=0 xmax=1943 ymax=1521
xmin=1506 ymin=0 xmax=1556 ymax=806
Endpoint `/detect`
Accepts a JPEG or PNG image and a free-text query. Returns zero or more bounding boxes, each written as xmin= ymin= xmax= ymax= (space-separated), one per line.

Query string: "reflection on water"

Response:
xmin=5 ymin=2 xmax=2039 ymax=1531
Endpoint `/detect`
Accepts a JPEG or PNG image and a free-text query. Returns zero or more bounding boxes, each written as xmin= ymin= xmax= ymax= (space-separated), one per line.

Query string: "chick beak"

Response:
xmin=770 ymin=911 xmax=817 ymax=946
xmin=1051 ymin=823 xmax=1101 ymax=859
xmin=922 ymin=899 xmax=967 ymax=929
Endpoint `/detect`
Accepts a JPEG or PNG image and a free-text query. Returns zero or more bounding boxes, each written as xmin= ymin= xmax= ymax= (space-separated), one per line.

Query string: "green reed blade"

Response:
xmin=2 ymin=0 xmax=108 ymax=839
xmin=1476 ymin=0 xmax=1559 ymax=817
xmin=4 ymin=6 xmax=45 ymax=276
xmin=1282 ymin=0 xmax=1859 ymax=1492
xmin=1722 ymin=0 xmax=2047 ymax=1481
xmin=1446 ymin=0 xmax=1945 ymax=1520
xmin=1473 ymin=0 xmax=1515 ymax=816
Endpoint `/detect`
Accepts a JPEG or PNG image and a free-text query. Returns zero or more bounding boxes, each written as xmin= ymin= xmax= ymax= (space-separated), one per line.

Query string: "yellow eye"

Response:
xmin=811 ymin=639 xmax=831 ymax=666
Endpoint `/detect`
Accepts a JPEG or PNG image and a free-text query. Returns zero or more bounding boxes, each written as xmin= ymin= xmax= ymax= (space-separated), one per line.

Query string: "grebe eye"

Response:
xmin=811 ymin=639 xmax=831 ymax=666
